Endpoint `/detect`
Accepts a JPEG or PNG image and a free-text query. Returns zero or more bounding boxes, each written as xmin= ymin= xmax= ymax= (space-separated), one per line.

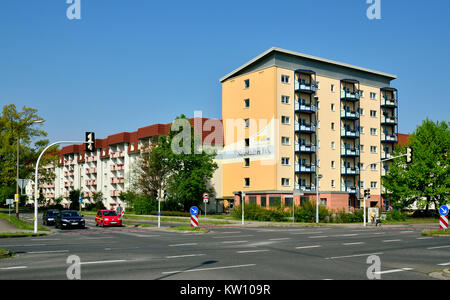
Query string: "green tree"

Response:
xmin=383 ymin=119 xmax=450 ymax=210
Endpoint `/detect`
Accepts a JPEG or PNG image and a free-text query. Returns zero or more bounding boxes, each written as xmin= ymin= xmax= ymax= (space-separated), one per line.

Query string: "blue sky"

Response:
xmin=0 ymin=0 xmax=449 ymax=142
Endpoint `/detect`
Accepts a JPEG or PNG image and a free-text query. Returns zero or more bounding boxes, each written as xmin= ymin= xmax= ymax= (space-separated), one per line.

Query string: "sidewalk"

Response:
xmin=0 ymin=218 xmax=32 ymax=233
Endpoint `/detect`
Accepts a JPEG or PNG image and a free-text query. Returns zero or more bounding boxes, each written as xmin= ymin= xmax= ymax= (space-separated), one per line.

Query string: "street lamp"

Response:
xmin=15 ymin=119 xmax=44 ymax=218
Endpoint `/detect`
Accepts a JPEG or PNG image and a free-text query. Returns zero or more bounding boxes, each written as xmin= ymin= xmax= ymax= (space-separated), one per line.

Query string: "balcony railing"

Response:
xmin=295 ymin=163 xmax=316 ymax=173
xmin=381 ymin=116 xmax=398 ymax=125
xmin=340 ymin=109 xmax=360 ymax=119
xmin=295 ymin=81 xmax=317 ymax=93
xmin=382 ymin=152 xmax=393 ymax=160
xmin=111 ymin=177 xmax=125 ymax=184
xmin=295 ymin=143 xmax=316 ymax=153
xmin=381 ymin=97 xmax=398 ymax=107
xmin=341 ymin=147 xmax=360 ymax=156
xmin=341 ymin=128 xmax=360 ymax=138
xmin=294 ymin=183 xmax=316 ymax=192
xmin=110 ymin=190 xmax=123 ymax=197
xmin=110 ymin=151 xmax=125 ymax=159
xmin=341 ymin=167 xmax=360 ymax=175
xmin=341 ymin=184 xmax=357 ymax=194
xmin=295 ymin=102 xmax=316 ymax=113
xmin=295 ymin=121 xmax=316 ymax=133
xmin=341 ymin=90 xmax=361 ymax=100
xmin=381 ymin=134 xmax=398 ymax=143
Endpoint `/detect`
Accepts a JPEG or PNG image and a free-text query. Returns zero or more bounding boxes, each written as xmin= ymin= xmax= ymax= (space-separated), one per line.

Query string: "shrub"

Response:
xmin=295 ymin=201 xmax=330 ymax=223
xmin=133 ymin=197 xmax=157 ymax=215
xmin=232 ymin=204 xmax=289 ymax=222
xmin=386 ymin=209 xmax=407 ymax=221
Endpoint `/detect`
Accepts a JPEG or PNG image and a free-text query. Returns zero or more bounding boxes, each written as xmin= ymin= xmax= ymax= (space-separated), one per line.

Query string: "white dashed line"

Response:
xmin=237 ymin=250 xmax=270 ymax=254
xmin=166 ymin=254 xmax=206 ymax=259
xmin=169 ymin=243 xmax=198 ymax=247
xmin=374 ymin=268 xmax=414 ymax=275
xmin=342 ymin=242 xmax=365 ymax=246
xmin=295 ymin=245 xmax=322 ymax=250
xmin=326 ymin=252 xmax=383 ymax=260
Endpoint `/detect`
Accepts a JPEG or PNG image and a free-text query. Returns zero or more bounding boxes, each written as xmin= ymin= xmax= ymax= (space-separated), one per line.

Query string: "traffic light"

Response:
xmin=85 ymin=132 xmax=95 ymax=152
xmin=406 ymin=147 xmax=413 ymax=164
xmin=364 ymin=189 xmax=371 ymax=198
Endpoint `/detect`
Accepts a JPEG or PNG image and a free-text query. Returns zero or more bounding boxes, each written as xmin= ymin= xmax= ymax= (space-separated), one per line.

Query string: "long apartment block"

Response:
xmin=31 ymin=118 xmax=222 ymax=209
xmin=219 ymin=47 xmax=399 ymax=212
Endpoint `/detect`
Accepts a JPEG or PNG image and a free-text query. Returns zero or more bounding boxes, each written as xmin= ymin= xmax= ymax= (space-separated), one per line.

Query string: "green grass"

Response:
xmin=0 ymin=213 xmax=50 ymax=232
xmin=0 ymin=232 xmax=48 ymax=239
xmin=0 ymin=249 xmax=15 ymax=259
xmin=422 ymin=229 xmax=450 ymax=237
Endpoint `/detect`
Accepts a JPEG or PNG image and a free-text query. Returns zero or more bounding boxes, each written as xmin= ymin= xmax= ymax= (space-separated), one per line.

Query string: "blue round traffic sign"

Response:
xmin=439 ymin=205 xmax=449 ymax=216
xmin=190 ymin=206 xmax=199 ymax=216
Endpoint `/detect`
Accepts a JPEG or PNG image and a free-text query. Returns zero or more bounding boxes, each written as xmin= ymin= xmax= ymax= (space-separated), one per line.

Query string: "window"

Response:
xmin=316 ymin=81 xmax=320 ymax=89
xmin=360 ymin=145 xmax=364 ymax=152
xmin=331 ymin=84 xmax=335 ymax=92
xmin=331 ymin=104 xmax=335 ymax=111
xmin=331 ymin=122 xmax=335 ymax=130
xmin=360 ymin=126 xmax=365 ymax=134
xmin=244 ymin=99 xmax=250 ymax=108
xmin=371 ymin=181 xmax=377 ymax=188
xmin=244 ymin=79 xmax=250 ymax=89
xmin=331 ymin=180 xmax=335 ymax=188
xmin=281 ymin=157 xmax=290 ymax=166
xmin=245 ymin=138 xmax=250 ymax=147
xmin=282 ymin=178 xmax=290 ymax=187
xmin=370 ymin=110 xmax=377 ymax=117
xmin=370 ymin=92 xmax=377 ymax=100
xmin=320 ymin=198 xmax=327 ymax=206
xmin=281 ymin=95 xmax=290 ymax=104
xmin=281 ymin=137 xmax=290 ymax=145
xmin=331 ymin=161 xmax=335 ymax=169
xmin=281 ymin=75 xmax=290 ymax=84
xmin=360 ymin=90 xmax=364 ymax=98
xmin=245 ymin=119 xmax=250 ymax=128
xmin=359 ymin=108 xmax=364 ymax=115
xmin=249 ymin=196 xmax=257 ymax=205
xmin=371 ymin=163 xmax=377 ymax=171
xmin=244 ymin=158 xmax=250 ymax=167
xmin=285 ymin=197 xmax=293 ymax=207
xmin=281 ymin=116 xmax=290 ymax=125
xmin=331 ymin=141 xmax=335 ymax=149
xmin=370 ymin=146 xmax=377 ymax=153
xmin=244 ymin=178 xmax=250 ymax=187
xmin=370 ymin=128 xmax=377 ymax=136
xmin=269 ymin=196 xmax=281 ymax=208
xmin=360 ymin=181 xmax=365 ymax=188
xmin=260 ymin=196 xmax=267 ymax=207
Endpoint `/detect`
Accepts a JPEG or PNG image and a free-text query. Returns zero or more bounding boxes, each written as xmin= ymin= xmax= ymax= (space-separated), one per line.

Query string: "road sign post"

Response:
xmin=203 ymin=193 xmax=209 ymax=218
xmin=190 ymin=206 xmax=199 ymax=228
xmin=439 ymin=205 xmax=449 ymax=231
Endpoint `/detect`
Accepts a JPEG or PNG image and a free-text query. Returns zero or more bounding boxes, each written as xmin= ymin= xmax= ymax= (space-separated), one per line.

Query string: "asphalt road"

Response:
xmin=0 ymin=217 xmax=449 ymax=280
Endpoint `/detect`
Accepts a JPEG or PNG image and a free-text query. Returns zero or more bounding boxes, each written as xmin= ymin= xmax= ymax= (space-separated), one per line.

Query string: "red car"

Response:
xmin=96 ymin=210 xmax=123 ymax=227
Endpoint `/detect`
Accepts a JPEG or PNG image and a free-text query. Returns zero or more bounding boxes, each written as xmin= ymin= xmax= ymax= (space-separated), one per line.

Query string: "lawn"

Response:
xmin=0 ymin=213 xmax=50 ymax=232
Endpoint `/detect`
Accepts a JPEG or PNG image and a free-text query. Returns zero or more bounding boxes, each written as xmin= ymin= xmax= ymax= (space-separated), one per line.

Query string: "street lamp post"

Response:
xmin=34 ymin=140 xmax=83 ymax=233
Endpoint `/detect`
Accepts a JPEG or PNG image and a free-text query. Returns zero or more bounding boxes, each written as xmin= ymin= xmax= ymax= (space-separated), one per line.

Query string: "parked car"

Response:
xmin=96 ymin=210 xmax=122 ymax=227
xmin=43 ymin=209 xmax=60 ymax=226
xmin=55 ymin=210 xmax=85 ymax=229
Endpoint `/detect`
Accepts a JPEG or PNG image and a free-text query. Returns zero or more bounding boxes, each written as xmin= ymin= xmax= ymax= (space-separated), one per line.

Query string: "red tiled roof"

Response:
xmin=397 ymin=133 xmax=410 ymax=146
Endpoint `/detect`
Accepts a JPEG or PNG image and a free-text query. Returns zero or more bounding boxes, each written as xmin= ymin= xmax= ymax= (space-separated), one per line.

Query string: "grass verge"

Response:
xmin=422 ymin=229 xmax=450 ymax=237
xmin=0 ymin=249 xmax=15 ymax=259
xmin=0 ymin=232 xmax=48 ymax=239
xmin=0 ymin=213 xmax=50 ymax=232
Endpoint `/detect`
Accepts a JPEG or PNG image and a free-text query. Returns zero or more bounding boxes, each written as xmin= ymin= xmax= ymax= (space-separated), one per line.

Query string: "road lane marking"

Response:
xmin=295 ymin=245 xmax=322 ymax=249
xmin=212 ymin=235 xmax=253 ymax=239
xmin=80 ymin=260 xmax=128 ymax=265
xmin=26 ymin=250 xmax=69 ymax=254
xmin=309 ymin=236 xmax=328 ymax=239
xmin=222 ymin=241 xmax=248 ymax=244
xmin=0 ymin=266 xmax=28 ymax=270
xmin=427 ymin=245 xmax=450 ymax=250
xmin=219 ymin=231 xmax=242 ymax=234
xmin=416 ymin=237 xmax=432 ymax=240
xmin=335 ymin=234 xmax=359 ymax=237
xmin=326 ymin=252 xmax=383 ymax=260
xmin=342 ymin=242 xmax=365 ymax=246
xmin=269 ymin=238 xmax=291 ymax=241
xmin=383 ymin=239 xmax=402 ymax=243
xmin=31 ymin=239 xmax=60 ymax=241
xmin=161 ymin=264 xmax=256 ymax=274
xmin=166 ymin=254 xmax=206 ymax=259
xmin=236 ymin=250 xmax=270 ymax=254
xmin=374 ymin=268 xmax=414 ymax=275
xmin=169 ymin=243 xmax=198 ymax=247
xmin=437 ymin=262 xmax=450 ymax=266
xmin=400 ymin=231 xmax=415 ymax=234
xmin=290 ymin=231 xmax=323 ymax=235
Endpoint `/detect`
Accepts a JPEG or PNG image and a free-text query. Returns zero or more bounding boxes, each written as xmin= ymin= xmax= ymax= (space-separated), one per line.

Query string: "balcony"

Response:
xmin=382 ymin=152 xmax=393 ymax=160
xmin=341 ymin=109 xmax=360 ymax=120
xmin=85 ymin=180 xmax=97 ymax=186
xmin=341 ymin=167 xmax=360 ymax=175
xmin=295 ymin=81 xmax=316 ymax=93
xmin=111 ymin=177 xmax=125 ymax=184
xmin=295 ymin=163 xmax=316 ymax=173
xmin=295 ymin=121 xmax=316 ymax=133
xmin=295 ymin=143 xmax=316 ymax=153
xmin=295 ymin=102 xmax=316 ymax=113
xmin=294 ymin=183 xmax=316 ymax=192
xmin=110 ymin=190 xmax=123 ymax=197
xmin=381 ymin=116 xmax=398 ymax=125
xmin=341 ymin=147 xmax=360 ymax=157
xmin=85 ymin=156 xmax=97 ymax=163
xmin=381 ymin=134 xmax=398 ymax=143
xmin=111 ymin=164 xmax=125 ymax=172
xmin=341 ymin=185 xmax=357 ymax=194
xmin=341 ymin=128 xmax=360 ymax=138
xmin=381 ymin=97 xmax=398 ymax=108
xmin=110 ymin=151 xmax=125 ymax=159
xmin=341 ymin=90 xmax=360 ymax=101
xmin=86 ymin=168 xmax=97 ymax=175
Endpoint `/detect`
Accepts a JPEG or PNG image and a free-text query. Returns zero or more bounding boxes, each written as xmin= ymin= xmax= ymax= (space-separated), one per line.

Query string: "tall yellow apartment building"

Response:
xmin=218 ymin=48 xmax=398 ymax=212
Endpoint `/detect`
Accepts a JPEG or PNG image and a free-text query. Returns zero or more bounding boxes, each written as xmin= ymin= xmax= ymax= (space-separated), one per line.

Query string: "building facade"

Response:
xmin=219 ymin=47 xmax=399 ymax=212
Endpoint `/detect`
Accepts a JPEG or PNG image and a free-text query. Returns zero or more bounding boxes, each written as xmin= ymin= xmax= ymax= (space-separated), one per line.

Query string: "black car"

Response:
xmin=43 ymin=209 xmax=60 ymax=226
xmin=55 ymin=210 xmax=86 ymax=229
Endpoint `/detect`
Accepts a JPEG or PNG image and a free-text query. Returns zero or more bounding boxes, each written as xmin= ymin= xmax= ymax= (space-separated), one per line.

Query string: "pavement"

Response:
xmin=0 ymin=213 xmax=449 ymax=280
xmin=0 ymin=217 xmax=31 ymax=233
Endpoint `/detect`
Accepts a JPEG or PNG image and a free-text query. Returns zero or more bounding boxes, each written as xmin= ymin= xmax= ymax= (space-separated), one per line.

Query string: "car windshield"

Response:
xmin=103 ymin=211 xmax=117 ymax=216
xmin=47 ymin=211 xmax=58 ymax=216
xmin=61 ymin=211 xmax=80 ymax=218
